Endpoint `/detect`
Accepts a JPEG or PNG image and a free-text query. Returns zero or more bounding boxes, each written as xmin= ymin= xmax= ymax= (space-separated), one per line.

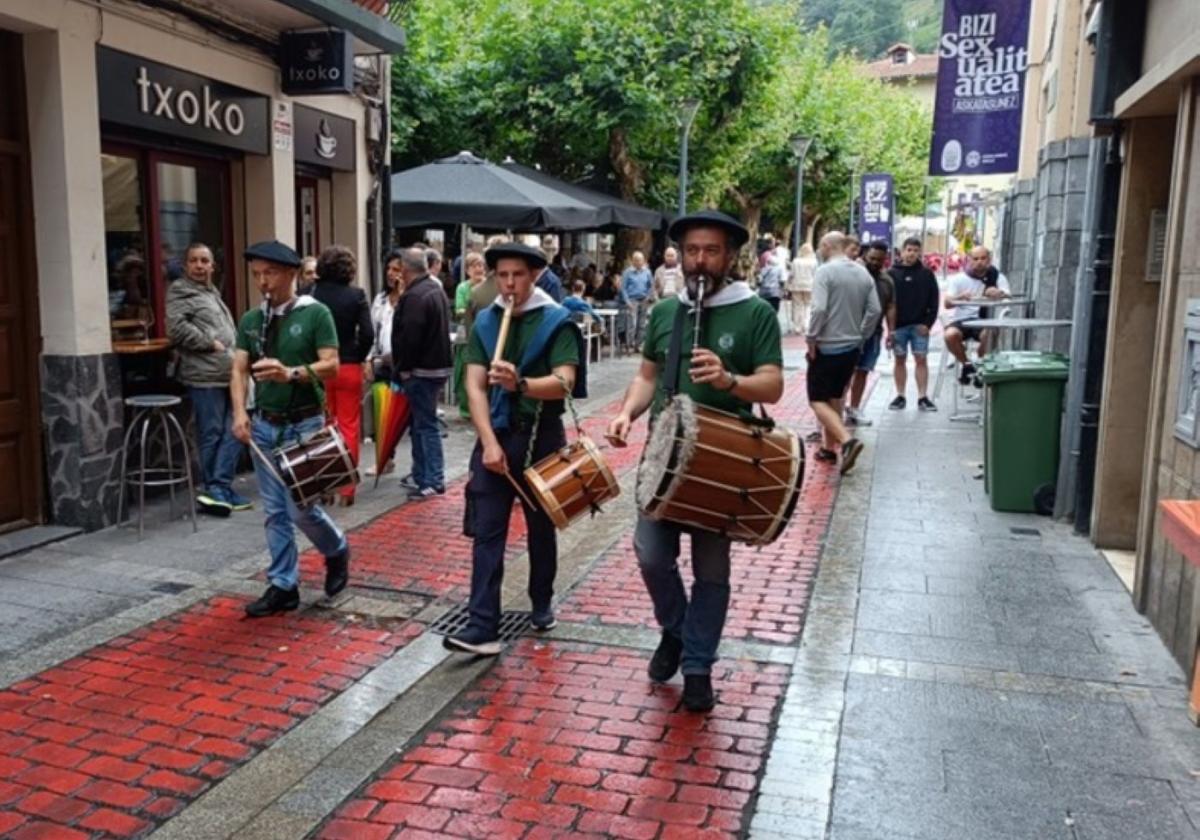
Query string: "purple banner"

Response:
xmin=859 ymin=173 xmax=894 ymax=246
xmin=929 ymin=0 xmax=1031 ymax=176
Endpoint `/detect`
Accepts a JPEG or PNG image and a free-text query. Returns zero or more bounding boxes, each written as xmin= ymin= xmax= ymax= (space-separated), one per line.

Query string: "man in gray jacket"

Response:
xmin=806 ymin=232 xmax=881 ymax=475
xmin=166 ymin=243 xmax=249 ymax=515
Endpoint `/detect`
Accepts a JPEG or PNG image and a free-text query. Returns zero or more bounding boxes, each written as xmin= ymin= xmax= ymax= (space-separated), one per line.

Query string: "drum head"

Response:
xmin=636 ymin=395 xmax=698 ymax=513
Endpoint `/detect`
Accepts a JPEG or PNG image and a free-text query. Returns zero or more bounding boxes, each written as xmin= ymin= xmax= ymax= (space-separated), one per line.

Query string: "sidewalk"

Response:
xmin=0 ymin=340 xmax=1198 ymax=839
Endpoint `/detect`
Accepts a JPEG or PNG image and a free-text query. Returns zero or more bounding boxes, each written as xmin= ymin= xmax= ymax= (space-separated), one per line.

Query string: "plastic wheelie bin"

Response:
xmin=980 ymin=352 xmax=1069 ymax=513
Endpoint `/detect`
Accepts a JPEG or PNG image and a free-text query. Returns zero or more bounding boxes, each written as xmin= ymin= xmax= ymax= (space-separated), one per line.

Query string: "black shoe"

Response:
xmin=958 ymin=363 xmax=976 ymax=385
xmin=245 ymin=585 xmax=299 ymax=618
xmin=840 ymin=438 xmax=865 ymax=475
xmin=805 ymin=430 xmax=823 ymax=443
xmin=531 ymin=606 xmax=557 ymax=631
xmin=918 ymin=397 xmax=938 ymax=412
xmin=683 ymin=674 xmax=715 ymax=712
xmin=648 ymin=631 xmax=683 ymax=683
xmin=888 ymin=396 xmax=906 ymax=411
xmin=814 ymin=448 xmax=837 ymax=464
xmin=197 ymin=493 xmax=233 ymax=518
xmin=443 ymin=630 xmax=502 ymax=656
xmin=398 ymin=473 xmax=418 ymax=491
xmin=324 ymin=548 xmax=350 ymax=598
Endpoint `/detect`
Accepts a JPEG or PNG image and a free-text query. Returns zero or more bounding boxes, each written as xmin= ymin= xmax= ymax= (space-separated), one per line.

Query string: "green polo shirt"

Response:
xmin=643 ymin=296 xmax=783 ymax=418
xmin=464 ymin=307 xmax=580 ymax=423
xmin=235 ymin=300 xmax=339 ymax=414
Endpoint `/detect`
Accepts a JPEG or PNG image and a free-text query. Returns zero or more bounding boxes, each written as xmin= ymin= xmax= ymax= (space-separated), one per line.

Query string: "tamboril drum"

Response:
xmin=636 ymin=395 xmax=803 ymax=546
xmin=524 ymin=437 xmax=620 ymax=530
xmin=271 ymin=425 xmax=358 ymax=508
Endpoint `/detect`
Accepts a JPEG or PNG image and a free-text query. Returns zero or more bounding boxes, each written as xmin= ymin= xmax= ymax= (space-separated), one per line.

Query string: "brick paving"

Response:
xmin=319 ymin=640 xmax=789 ymax=840
xmin=0 ymin=597 xmax=421 ymax=838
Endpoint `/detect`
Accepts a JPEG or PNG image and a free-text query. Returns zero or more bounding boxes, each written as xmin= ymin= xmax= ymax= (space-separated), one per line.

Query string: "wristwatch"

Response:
xmin=517 ymin=377 xmax=529 ymax=394
xmin=289 ymin=367 xmax=301 ymax=383
xmin=723 ymin=372 xmax=738 ymax=392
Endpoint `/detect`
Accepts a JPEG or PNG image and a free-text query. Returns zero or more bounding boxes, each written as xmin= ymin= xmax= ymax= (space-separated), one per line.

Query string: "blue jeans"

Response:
xmin=188 ymin=386 xmax=244 ymax=496
xmin=465 ymin=421 xmax=565 ymax=636
xmin=251 ymin=415 xmax=347 ymax=591
xmin=892 ymin=324 xmax=930 ymax=357
xmin=403 ymin=377 xmax=446 ymax=490
xmin=634 ymin=515 xmax=732 ymax=676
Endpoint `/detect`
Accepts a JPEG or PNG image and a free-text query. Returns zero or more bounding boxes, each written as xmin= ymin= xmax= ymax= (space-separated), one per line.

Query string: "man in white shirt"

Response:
xmin=653 ymin=247 xmax=684 ymax=300
xmin=944 ymin=246 xmax=1011 ymax=383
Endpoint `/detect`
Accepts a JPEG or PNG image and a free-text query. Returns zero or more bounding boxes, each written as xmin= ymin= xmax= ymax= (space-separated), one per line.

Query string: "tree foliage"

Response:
xmin=389 ymin=0 xmax=933 ymax=245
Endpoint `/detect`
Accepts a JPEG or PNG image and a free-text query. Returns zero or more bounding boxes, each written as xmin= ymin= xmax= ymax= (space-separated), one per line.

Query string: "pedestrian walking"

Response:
xmin=757 ymin=250 xmax=785 ymax=312
xmin=166 ymin=242 xmax=250 ymax=515
xmin=607 ymin=210 xmax=784 ymax=712
xmin=311 ymin=245 xmax=374 ymax=506
xmin=231 ymin=240 xmax=349 ymax=618
xmin=446 ymin=242 xmax=584 ymax=655
xmin=620 ymin=250 xmax=653 ymax=349
xmin=845 ymin=240 xmax=896 ymax=427
xmin=887 ymin=236 xmax=941 ymax=411
xmin=453 ymin=252 xmax=488 ymax=418
xmin=365 ymin=251 xmax=405 ymax=477
xmin=806 ymin=232 xmax=881 ymax=474
xmin=391 ymin=247 xmax=453 ymax=500
xmin=788 ymin=242 xmax=817 ymax=334
xmin=653 ymin=246 xmax=684 ymax=301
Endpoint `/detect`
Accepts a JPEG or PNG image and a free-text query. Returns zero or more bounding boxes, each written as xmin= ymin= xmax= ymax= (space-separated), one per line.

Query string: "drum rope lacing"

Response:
xmin=523 ymin=373 xmax=605 ymax=518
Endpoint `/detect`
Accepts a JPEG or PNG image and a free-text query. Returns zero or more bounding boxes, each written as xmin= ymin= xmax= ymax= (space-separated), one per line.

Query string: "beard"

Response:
xmin=683 ymin=270 xmax=730 ymax=301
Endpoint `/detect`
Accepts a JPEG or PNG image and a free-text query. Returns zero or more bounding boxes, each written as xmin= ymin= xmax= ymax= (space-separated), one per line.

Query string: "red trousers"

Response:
xmin=326 ymin=362 xmax=364 ymax=499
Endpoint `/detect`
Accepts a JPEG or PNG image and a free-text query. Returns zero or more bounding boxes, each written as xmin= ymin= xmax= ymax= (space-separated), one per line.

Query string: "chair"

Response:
xmin=116 ymin=395 xmax=198 ymax=539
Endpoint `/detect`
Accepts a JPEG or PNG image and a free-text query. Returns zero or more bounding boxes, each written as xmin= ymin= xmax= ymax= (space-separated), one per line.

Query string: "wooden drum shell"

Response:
xmin=524 ymin=437 xmax=620 ymax=530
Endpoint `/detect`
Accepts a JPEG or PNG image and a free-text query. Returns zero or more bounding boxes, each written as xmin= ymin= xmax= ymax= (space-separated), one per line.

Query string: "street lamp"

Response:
xmin=789 ymin=134 xmax=812 ymax=254
xmin=677 ymin=99 xmax=701 ymax=218
xmin=847 ymin=155 xmax=862 ymax=236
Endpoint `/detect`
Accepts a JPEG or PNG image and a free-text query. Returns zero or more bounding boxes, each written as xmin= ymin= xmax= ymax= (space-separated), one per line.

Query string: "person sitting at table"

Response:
xmin=563 ymin=279 xmax=605 ymax=332
xmin=944 ymin=245 xmax=1011 ymax=384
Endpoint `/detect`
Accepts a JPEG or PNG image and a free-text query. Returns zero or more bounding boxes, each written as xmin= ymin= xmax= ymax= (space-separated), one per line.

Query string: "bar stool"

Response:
xmin=116 ymin=395 xmax=198 ymax=539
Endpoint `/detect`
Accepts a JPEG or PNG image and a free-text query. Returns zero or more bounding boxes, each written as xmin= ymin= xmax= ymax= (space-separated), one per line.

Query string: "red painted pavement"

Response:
xmin=0 ymin=597 xmax=421 ymax=838
xmin=319 ymin=640 xmax=789 ymax=840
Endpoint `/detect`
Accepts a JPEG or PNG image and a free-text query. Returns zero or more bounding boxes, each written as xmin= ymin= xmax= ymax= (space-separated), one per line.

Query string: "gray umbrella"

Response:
xmin=499 ymin=159 xmax=665 ymax=231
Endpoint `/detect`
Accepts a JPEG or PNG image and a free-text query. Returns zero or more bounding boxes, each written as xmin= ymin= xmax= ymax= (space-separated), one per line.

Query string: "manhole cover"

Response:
xmin=1010 ymin=527 xmax=1041 ymax=537
xmin=152 ymin=582 xmax=193 ymax=594
xmin=429 ymin=603 xmax=531 ymax=641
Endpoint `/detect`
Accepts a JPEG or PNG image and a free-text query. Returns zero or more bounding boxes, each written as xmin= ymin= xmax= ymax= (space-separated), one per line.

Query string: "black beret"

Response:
xmin=485 ymin=242 xmax=548 ymax=270
xmin=244 ymin=240 xmax=302 ymax=267
xmin=668 ymin=210 xmax=750 ymax=249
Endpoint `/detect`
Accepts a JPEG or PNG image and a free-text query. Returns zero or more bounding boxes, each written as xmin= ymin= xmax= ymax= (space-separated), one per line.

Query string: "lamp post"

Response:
xmin=847 ymin=155 xmax=862 ymax=236
xmin=789 ymin=134 xmax=812 ymax=255
xmin=677 ymin=99 xmax=701 ymax=218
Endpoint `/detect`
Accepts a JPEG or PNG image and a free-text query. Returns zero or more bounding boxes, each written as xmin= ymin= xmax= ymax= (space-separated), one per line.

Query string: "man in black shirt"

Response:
xmin=886 ymin=238 xmax=940 ymax=411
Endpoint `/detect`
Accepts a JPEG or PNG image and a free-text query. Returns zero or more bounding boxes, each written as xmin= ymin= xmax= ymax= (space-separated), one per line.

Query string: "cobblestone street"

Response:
xmin=1 ymin=339 xmax=1199 ymax=839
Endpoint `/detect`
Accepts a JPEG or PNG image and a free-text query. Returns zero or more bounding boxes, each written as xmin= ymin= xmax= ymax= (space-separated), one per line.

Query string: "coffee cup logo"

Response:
xmin=316 ymin=118 xmax=338 ymax=160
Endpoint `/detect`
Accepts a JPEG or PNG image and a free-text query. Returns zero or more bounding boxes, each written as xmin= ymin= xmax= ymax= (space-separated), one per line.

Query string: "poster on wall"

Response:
xmin=859 ymin=173 xmax=894 ymax=246
xmin=929 ymin=0 xmax=1031 ymax=176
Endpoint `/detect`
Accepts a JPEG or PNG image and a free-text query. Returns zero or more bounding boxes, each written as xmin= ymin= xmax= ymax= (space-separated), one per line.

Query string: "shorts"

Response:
xmin=857 ymin=333 xmax=882 ymax=372
xmin=892 ymin=324 xmax=930 ymax=357
xmin=949 ymin=322 xmax=984 ymax=342
xmin=806 ymin=348 xmax=860 ymax=403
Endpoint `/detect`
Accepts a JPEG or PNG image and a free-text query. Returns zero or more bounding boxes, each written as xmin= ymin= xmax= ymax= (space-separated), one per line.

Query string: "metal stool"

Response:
xmin=117 ymin=395 xmax=198 ymax=538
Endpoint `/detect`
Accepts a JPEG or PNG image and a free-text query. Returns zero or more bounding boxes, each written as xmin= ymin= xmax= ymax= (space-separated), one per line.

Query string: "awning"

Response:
xmin=273 ymin=0 xmax=405 ymax=53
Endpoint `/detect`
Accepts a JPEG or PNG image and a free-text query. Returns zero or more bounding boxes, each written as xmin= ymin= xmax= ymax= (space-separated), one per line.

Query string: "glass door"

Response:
xmin=295 ymin=174 xmax=319 ymax=259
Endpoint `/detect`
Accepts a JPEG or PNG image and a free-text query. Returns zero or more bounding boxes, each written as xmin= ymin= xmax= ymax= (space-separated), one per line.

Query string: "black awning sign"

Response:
xmin=294 ymin=105 xmax=355 ymax=172
xmin=281 ymin=30 xmax=354 ymax=96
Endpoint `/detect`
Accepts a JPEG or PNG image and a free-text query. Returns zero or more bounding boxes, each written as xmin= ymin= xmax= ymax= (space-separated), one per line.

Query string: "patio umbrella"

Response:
xmin=499 ymin=159 xmax=665 ymax=231
xmin=372 ymin=382 xmax=410 ymax=488
xmin=391 ymin=151 xmax=602 ymax=231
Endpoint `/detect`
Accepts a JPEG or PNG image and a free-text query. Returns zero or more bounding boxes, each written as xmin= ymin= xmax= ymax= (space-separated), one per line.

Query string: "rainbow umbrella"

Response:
xmin=372 ymin=381 xmax=411 ymax=488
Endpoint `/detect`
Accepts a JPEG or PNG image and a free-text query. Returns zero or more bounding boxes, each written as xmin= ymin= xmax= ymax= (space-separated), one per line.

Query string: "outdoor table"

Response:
xmin=594 ymin=308 xmax=621 ymax=360
xmin=112 ymin=338 xmax=172 ymax=355
xmin=961 ymin=317 xmax=1072 ymax=353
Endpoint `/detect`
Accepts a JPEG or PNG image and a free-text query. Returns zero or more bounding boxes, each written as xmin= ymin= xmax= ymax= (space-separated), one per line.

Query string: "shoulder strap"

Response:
xmin=664 ymin=300 xmax=690 ymax=398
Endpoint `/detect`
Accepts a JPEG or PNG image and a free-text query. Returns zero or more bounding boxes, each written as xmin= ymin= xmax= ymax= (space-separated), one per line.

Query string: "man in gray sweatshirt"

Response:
xmin=806 ymin=232 xmax=882 ymax=475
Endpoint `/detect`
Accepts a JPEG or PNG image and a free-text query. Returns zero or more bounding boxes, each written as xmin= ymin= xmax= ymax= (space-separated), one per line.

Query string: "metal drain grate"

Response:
xmin=1010 ymin=527 xmax=1041 ymax=537
xmin=429 ymin=603 xmax=532 ymax=641
xmin=151 ymin=581 xmax=194 ymax=594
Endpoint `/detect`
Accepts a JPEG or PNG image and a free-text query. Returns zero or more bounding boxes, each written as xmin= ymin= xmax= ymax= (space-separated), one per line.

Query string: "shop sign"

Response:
xmin=97 ymin=47 xmax=269 ymax=154
xmin=294 ymin=105 xmax=356 ymax=172
xmin=281 ymin=30 xmax=354 ymax=96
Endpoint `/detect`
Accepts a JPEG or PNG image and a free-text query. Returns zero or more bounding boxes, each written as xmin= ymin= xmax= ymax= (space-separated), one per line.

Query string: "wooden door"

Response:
xmin=0 ymin=31 xmax=44 ymax=532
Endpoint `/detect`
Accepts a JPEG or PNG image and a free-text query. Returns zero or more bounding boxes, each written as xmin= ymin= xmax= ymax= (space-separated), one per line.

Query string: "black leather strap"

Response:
xmin=664 ymin=300 xmax=691 ymax=398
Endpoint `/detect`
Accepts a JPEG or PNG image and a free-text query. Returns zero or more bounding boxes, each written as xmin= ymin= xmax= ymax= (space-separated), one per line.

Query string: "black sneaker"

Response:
xmin=840 ymin=438 xmax=865 ymax=475
xmin=683 ymin=674 xmax=716 ymax=712
xmin=648 ymin=631 xmax=683 ymax=683
xmin=408 ymin=486 xmax=445 ymax=501
xmin=888 ymin=396 xmax=906 ymax=411
xmin=398 ymin=473 xmax=418 ymax=491
xmin=245 ymin=585 xmax=299 ymax=618
xmin=197 ymin=493 xmax=233 ymax=518
xmin=443 ymin=630 xmax=502 ymax=656
xmin=531 ymin=606 xmax=557 ymax=632
xmin=814 ymin=448 xmax=837 ymax=464
xmin=958 ymin=363 xmax=977 ymax=385
xmin=805 ymin=430 xmax=823 ymax=443
xmin=918 ymin=397 xmax=938 ymax=412
xmin=324 ymin=548 xmax=350 ymax=598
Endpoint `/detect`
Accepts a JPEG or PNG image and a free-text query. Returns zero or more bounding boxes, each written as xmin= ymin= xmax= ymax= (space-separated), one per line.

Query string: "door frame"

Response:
xmin=295 ymin=171 xmax=322 ymax=258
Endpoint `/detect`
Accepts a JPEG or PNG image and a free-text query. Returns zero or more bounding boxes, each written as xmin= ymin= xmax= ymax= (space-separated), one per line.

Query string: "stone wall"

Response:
xmin=999 ymin=179 xmax=1037 ymax=297
xmin=40 ymin=354 xmax=124 ymax=531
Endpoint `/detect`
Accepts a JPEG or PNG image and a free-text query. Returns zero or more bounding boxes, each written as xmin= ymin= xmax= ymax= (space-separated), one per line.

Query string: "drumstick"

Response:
xmin=493 ymin=295 xmax=514 ymax=365
xmin=504 ymin=468 xmax=537 ymax=511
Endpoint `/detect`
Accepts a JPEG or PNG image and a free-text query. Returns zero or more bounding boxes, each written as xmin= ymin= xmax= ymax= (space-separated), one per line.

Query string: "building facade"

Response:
xmin=0 ymin=0 xmax=401 ymax=534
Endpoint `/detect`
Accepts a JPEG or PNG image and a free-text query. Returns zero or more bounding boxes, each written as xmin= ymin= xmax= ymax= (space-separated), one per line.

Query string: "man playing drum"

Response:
xmin=231 ymin=240 xmax=351 ymax=618
xmin=446 ymin=242 xmax=586 ymax=656
xmin=607 ymin=210 xmax=784 ymax=712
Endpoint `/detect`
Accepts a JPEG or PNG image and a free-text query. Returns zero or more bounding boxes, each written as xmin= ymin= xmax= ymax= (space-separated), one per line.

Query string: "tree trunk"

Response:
xmin=609 ymin=128 xmax=651 ymax=265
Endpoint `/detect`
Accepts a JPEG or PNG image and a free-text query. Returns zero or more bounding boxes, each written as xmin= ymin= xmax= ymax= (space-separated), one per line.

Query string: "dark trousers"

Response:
xmin=466 ymin=419 xmax=566 ymax=636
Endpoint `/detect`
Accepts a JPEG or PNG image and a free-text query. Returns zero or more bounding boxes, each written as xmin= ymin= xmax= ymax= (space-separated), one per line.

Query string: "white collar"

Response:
xmin=265 ymin=294 xmax=318 ymax=317
xmin=677 ymin=280 xmax=754 ymax=308
xmin=492 ymin=286 xmax=558 ymax=315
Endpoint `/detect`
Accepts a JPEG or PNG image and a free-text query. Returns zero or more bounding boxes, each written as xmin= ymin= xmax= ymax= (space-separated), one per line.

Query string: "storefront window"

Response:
xmin=156 ymin=160 xmax=229 ymax=293
xmin=102 ymin=152 xmax=151 ymax=340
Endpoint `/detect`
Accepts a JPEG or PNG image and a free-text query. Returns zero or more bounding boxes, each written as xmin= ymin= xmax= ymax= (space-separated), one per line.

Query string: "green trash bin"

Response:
xmin=980 ymin=352 xmax=1069 ymax=513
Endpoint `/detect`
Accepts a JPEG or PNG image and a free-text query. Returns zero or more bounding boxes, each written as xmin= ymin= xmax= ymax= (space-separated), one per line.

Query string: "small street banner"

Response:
xmin=929 ymin=0 xmax=1032 ymax=176
xmin=859 ymin=173 xmax=894 ymax=246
